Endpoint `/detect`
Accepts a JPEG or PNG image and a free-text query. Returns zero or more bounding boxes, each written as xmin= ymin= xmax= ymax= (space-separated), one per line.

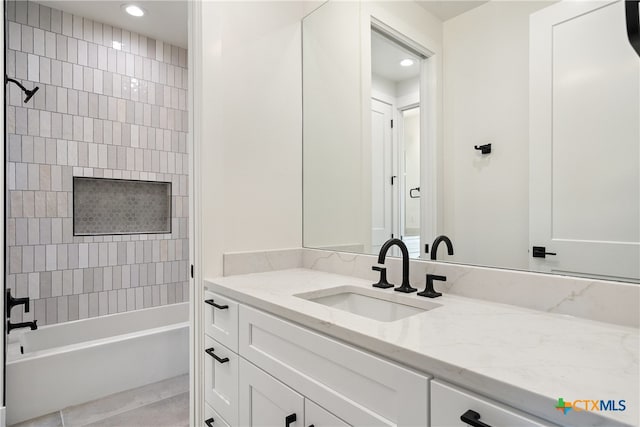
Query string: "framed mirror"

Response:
xmin=302 ymin=1 xmax=639 ymax=283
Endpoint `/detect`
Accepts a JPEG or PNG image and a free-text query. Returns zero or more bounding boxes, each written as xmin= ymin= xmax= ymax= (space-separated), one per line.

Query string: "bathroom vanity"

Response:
xmin=201 ymin=267 xmax=638 ymax=427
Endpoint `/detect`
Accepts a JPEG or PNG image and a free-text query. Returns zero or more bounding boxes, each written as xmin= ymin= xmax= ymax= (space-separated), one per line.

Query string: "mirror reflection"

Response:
xmin=302 ymin=0 xmax=640 ymax=283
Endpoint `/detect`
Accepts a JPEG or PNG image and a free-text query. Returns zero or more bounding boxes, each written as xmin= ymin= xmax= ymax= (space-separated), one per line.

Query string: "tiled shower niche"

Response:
xmin=74 ymin=177 xmax=171 ymax=235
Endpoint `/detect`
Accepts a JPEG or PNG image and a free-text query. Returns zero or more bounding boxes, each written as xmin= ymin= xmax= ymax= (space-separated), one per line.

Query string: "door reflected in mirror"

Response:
xmin=370 ymin=28 xmax=425 ymax=259
xmin=302 ymin=1 xmax=640 ymax=283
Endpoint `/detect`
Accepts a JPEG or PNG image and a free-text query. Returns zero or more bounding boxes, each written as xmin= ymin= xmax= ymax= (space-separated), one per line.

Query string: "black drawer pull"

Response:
xmin=205 ymin=347 xmax=229 ymax=364
xmin=285 ymin=413 xmax=297 ymax=427
xmin=205 ymin=418 xmax=215 ymax=427
xmin=461 ymin=410 xmax=492 ymax=427
xmin=204 ymin=299 xmax=228 ymax=310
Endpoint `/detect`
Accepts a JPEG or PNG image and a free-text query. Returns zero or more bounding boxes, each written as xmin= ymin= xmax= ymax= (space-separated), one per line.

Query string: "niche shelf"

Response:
xmin=73 ymin=177 xmax=172 ymax=236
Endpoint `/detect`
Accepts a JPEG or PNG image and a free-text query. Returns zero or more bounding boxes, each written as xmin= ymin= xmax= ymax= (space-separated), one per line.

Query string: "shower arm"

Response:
xmin=5 ymin=75 xmax=40 ymax=103
xmin=5 ymin=76 xmax=29 ymax=93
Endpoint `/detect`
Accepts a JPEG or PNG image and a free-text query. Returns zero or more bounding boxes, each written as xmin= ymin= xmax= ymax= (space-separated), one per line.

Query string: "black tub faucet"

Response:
xmin=6 ymin=289 xmax=30 ymax=317
xmin=7 ymin=320 xmax=38 ymax=334
xmin=430 ymin=235 xmax=454 ymax=260
xmin=375 ymin=238 xmax=417 ymax=293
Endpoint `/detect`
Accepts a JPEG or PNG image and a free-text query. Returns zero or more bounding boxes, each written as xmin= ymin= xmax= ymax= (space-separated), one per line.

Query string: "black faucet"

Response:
xmin=6 ymin=289 xmax=30 ymax=317
xmin=7 ymin=320 xmax=38 ymax=334
xmin=375 ymin=238 xmax=417 ymax=293
xmin=430 ymin=235 xmax=454 ymax=260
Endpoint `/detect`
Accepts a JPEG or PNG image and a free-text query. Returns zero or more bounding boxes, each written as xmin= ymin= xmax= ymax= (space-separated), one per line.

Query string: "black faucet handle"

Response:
xmin=372 ymin=266 xmax=394 ymax=289
xmin=6 ymin=289 xmax=30 ymax=317
xmin=418 ymin=274 xmax=446 ymax=298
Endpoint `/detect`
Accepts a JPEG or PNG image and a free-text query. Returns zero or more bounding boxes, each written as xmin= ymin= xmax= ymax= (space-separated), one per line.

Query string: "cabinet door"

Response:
xmin=431 ymin=380 xmax=556 ymax=427
xmin=204 ymin=291 xmax=239 ymax=352
xmin=204 ymin=336 xmax=238 ymax=426
xmin=239 ymin=358 xmax=304 ymax=427
xmin=305 ymin=400 xmax=350 ymax=427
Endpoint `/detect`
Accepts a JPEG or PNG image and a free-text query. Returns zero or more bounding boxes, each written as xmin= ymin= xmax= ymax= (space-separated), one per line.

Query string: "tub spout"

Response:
xmin=7 ymin=320 xmax=38 ymax=334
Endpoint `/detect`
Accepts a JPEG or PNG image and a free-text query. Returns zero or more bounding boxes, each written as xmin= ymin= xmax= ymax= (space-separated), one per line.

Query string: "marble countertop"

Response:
xmin=205 ymin=268 xmax=639 ymax=427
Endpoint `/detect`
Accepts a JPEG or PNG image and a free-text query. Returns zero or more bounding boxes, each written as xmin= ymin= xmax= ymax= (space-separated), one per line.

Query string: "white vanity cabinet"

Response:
xmin=238 ymin=305 xmax=428 ymax=426
xmin=203 ymin=292 xmax=240 ymax=426
xmin=203 ymin=292 xmax=428 ymax=426
xmin=203 ymin=291 xmax=556 ymax=427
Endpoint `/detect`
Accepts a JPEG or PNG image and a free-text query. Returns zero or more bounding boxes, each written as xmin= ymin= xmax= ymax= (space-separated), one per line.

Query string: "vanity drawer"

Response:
xmin=204 ymin=291 xmax=238 ymax=352
xmin=204 ymin=402 xmax=231 ymax=427
xmin=204 ymin=335 xmax=238 ymax=426
xmin=239 ymin=305 xmax=428 ymax=426
xmin=431 ymin=380 xmax=556 ymax=427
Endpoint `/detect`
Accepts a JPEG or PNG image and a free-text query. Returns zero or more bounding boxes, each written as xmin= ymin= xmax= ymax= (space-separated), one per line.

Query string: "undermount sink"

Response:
xmin=296 ymin=286 xmax=441 ymax=322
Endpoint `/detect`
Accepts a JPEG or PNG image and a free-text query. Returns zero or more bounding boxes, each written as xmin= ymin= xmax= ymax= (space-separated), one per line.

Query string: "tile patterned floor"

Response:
xmin=10 ymin=375 xmax=189 ymax=427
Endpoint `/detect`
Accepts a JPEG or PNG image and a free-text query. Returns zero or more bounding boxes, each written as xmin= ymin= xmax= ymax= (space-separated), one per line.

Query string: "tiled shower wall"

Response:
xmin=5 ymin=1 xmax=189 ymax=326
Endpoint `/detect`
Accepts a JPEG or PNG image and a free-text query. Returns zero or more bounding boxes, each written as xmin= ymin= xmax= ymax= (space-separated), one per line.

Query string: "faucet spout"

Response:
xmin=377 ymin=238 xmax=416 ymax=293
xmin=7 ymin=320 xmax=38 ymax=334
xmin=430 ymin=235 xmax=454 ymax=261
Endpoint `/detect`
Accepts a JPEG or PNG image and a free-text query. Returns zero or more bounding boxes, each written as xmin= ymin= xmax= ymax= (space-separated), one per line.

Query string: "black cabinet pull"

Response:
xmin=205 ymin=347 xmax=229 ymax=364
xmin=461 ymin=410 xmax=493 ymax=427
xmin=285 ymin=413 xmax=297 ymax=427
xmin=204 ymin=299 xmax=228 ymax=310
xmin=204 ymin=417 xmax=215 ymax=427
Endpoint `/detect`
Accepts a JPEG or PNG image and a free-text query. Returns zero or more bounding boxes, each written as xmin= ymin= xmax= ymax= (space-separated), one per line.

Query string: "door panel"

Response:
xmin=530 ymin=0 xmax=640 ymax=281
xmin=371 ymin=98 xmax=393 ymax=254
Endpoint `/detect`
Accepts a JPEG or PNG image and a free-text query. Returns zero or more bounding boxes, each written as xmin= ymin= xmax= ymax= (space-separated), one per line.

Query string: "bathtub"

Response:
xmin=6 ymin=303 xmax=189 ymax=425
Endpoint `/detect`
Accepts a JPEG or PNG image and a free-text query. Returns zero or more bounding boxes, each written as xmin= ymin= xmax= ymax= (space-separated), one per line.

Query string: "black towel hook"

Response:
xmin=474 ymin=143 xmax=491 ymax=154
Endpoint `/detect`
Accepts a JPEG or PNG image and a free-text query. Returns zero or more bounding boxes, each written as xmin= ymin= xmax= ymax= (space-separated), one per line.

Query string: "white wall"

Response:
xmin=441 ymin=1 xmax=552 ymax=269
xmin=199 ymin=2 xmax=309 ymax=279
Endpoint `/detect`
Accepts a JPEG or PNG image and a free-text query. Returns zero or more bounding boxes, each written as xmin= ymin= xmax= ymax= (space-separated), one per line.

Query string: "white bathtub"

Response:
xmin=6 ymin=303 xmax=189 ymax=425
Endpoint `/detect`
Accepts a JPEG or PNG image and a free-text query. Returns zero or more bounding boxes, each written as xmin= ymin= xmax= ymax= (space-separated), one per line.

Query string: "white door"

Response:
xmin=239 ymin=358 xmax=304 ymax=427
xmin=530 ymin=0 xmax=640 ymax=281
xmin=371 ymin=98 xmax=394 ymax=254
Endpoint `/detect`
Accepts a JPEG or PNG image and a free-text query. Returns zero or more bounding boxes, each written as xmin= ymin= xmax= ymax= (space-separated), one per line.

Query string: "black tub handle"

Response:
xmin=204 ymin=299 xmax=228 ymax=310
xmin=205 ymin=417 xmax=215 ymax=427
xmin=205 ymin=347 xmax=229 ymax=364
xmin=461 ymin=410 xmax=493 ymax=427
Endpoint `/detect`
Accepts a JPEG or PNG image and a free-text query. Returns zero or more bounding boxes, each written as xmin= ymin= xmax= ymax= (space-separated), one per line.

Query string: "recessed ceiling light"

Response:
xmin=123 ymin=4 xmax=145 ymax=17
xmin=400 ymin=59 xmax=415 ymax=67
